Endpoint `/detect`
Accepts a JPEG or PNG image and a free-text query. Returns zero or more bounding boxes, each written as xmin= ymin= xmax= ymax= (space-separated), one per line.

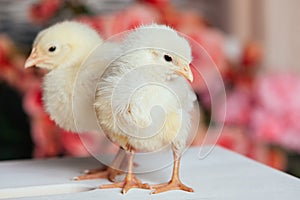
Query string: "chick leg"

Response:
xmin=152 ymin=146 xmax=194 ymax=194
xmin=99 ymin=148 xmax=150 ymax=194
xmin=74 ymin=148 xmax=125 ymax=182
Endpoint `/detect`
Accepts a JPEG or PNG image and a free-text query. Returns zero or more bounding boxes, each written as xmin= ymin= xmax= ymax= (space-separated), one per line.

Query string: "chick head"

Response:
xmin=25 ymin=21 xmax=102 ymax=70
xmin=121 ymin=24 xmax=193 ymax=82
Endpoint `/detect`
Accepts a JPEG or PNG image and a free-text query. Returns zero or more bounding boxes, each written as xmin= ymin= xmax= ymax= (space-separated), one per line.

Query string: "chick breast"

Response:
xmin=94 ymin=58 xmax=196 ymax=153
xmin=43 ymin=66 xmax=77 ymax=131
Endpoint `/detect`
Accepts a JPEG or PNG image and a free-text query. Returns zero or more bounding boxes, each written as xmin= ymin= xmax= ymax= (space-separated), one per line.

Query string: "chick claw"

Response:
xmin=99 ymin=174 xmax=150 ymax=194
xmin=73 ymin=167 xmax=123 ymax=182
xmin=151 ymin=180 xmax=194 ymax=194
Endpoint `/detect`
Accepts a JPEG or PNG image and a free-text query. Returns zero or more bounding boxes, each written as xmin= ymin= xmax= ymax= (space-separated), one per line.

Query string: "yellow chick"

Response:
xmin=94 ymin=24 xmax=196 ymax=194
xmin=25 ymin=21 xmax=124 ymax=182
xmin=25 ymin=21 xmax=102 ymax=132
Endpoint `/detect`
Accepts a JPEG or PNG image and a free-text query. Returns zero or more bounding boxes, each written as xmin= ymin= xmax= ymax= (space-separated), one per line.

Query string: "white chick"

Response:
xmin=24 ymin=21 xmax=124 ymax=181
xmin=94 ymin=24 xmax=196 ymax=194
xmin=25 ymin=21 xmax=102 ymax=132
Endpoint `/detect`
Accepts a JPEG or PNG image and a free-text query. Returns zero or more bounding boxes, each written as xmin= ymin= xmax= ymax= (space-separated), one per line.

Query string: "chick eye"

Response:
xmin=48 ymin=46 xmax=56 ymax=52
xmin=164 ymin=54 xmax=173 ymax=62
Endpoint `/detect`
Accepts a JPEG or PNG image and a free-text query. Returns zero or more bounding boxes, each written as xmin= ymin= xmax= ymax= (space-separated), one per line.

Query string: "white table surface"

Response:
xmin=0 ymin=146 xmax=299 ymax=200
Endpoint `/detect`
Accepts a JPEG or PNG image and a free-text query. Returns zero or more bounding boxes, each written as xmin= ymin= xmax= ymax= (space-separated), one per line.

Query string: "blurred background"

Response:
xmin=0 ymin=0 xmax=299 ymax=177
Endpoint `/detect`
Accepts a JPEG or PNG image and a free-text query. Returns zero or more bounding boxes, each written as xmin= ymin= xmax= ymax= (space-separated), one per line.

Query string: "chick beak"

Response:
xmin=24 ymin=48 xmax=43 ymax=68
xmin=175 ymin=65 xmax=193 ymax=82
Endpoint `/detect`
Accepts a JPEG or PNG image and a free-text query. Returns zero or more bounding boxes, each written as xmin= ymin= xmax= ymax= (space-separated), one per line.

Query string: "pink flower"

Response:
xmin=187 ymin=27 xmax=226 ymax=70
xmin=186 ymin=27 xmax=227 ymax=95
xmin=217 ymin=126 xmax=251 ymax=156
xmin=242 ymin=42 xmax=262 ymax=67
xmin=250 ymin=108 xmax=285 ymax=142
xmin=22 ymin=84 xmax=63 ymax=158
xmin=61 ymin=131 xmax=90 ymax=157
xmin=169 ymin=11 xmax=205 ymax=32
xmin=76 ymin=16 xmax=105 ymax=36
xmin=193 ymin=125 xmax=287 ymax=171
xmin=61 ymin=131 xmax=119 ymax=157
xmin=31 ymin=115 xmax=62 ymax=158
xmin=141 ymin=0 xmax=170 ymax=7
xmin=255 ymin=74 xmax=300 ymax=115
xmin=194 ymin=126 xmax=251 ymax=156
xmin=29 ymin=0 xmax=63 ymax=24
xmin=0 ymin=35 xmax=12 ymax=68
xmin=0 ymin=34 xmax=43 ymax=93
xmin=250 ymin=143 xmax=287 ymax=171
xmin=250 ymin=73 xmax=300 ymax=153
xmin=106 ymin=4 xmax=160 ymax=37
xmin=78 ymin=4 xmax=160 ymax=39
xmin=0 ymin=35 xmax=15 ymax=83
xmin=218 ymin=85 xmax=252 ymax=125
xmin=23 ymin=85 xmax=45 ymax=117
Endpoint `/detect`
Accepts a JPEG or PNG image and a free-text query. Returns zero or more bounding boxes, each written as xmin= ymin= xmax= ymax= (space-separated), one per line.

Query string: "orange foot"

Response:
xmin=100 ymin=174 xmax=150 ymax=194
xmin=152 ymin=179 xmax=194 ymax=194
xmin=73 ymin=167 xmax=123 ymax=182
